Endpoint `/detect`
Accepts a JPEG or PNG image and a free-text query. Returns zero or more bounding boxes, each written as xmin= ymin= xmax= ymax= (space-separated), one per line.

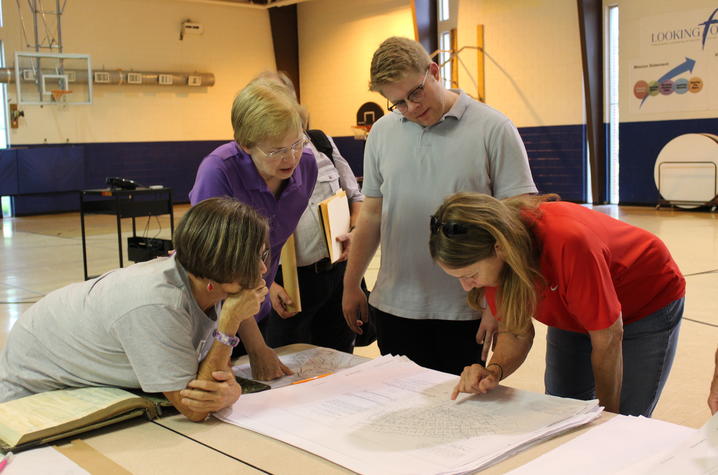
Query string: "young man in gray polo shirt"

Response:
xmin=342 ymin=36 xmax=536 ymax=375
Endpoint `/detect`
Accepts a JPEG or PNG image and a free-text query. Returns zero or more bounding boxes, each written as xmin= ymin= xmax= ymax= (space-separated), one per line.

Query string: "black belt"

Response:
xmin=298 ymin=257 xmax=336 ymax=274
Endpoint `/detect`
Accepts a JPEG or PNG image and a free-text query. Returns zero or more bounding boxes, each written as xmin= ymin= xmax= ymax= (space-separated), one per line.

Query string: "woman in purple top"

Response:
xmin=190 ymin=79 xmax=318 ymax=380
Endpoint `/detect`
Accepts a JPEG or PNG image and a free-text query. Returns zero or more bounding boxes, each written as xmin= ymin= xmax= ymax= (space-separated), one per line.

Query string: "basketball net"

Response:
xmin=351 ymin=125 xmax=371 ymax=140
xmin=51 ymin=89 xmax=72 ymax=102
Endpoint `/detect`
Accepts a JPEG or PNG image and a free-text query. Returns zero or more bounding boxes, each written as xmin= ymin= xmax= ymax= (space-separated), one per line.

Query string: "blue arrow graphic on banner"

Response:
xmin=640 ymin=57 xmax=696 ymax=107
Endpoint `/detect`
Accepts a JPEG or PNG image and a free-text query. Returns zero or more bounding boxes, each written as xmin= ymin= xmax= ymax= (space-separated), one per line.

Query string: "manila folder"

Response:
xmin=319 ymin=190 xmax=350 ymax=263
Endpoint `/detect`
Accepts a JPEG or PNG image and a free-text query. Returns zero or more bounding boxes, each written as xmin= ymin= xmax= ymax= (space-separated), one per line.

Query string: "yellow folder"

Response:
xmin=279 ymin=234 xmax=301 ymax=313
xmin=319 ymin=189 xmax=350 ymax=263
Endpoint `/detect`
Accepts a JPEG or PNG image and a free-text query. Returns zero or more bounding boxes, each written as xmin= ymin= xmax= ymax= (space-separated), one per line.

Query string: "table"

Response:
xmin=48 ymin=344 xmax=614 ymax=474
xmin=70 ymin=419 xmax=264 ymax=474
xmin=79 ymin=187 xmax=174 ymax=280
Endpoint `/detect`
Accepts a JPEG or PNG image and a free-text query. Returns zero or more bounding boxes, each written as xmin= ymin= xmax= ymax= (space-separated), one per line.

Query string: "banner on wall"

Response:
xmin=629 ymin=6 xmax=718 ymax=113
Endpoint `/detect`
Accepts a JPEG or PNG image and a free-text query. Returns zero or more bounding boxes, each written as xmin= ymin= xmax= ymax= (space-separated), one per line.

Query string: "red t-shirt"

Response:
xmin=485 ymin=202 xmax=685 ymax=333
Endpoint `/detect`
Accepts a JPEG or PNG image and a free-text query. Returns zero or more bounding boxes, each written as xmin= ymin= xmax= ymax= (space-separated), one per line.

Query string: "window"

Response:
xmin=439 ymin=31 xmax=452 ymax=89
xmin=0 ymin=42 xmax=8 ymax=150
xmin=438 ymin=0 xmax=450 ymax=22
xmin=607 ymin=5 xmax=620 ymax=204
xmin=0 ymin=39 xmax=10 ymax=217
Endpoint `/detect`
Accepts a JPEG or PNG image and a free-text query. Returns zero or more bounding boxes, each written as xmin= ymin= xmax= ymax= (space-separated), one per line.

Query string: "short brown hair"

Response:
xmin=230 ymin=79 xmax=303 ymax=148
xmin=174 ymin=197 xmax=268 ymax=287
xmin=369 ymin=36 xmax=432 ymax=91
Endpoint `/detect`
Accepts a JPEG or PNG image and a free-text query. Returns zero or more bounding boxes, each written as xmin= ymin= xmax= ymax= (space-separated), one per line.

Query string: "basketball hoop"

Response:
xmin=351 ymin=125 xmax=371 ymax=141
xmin=50 ymin=89 xmax=72 ymax=102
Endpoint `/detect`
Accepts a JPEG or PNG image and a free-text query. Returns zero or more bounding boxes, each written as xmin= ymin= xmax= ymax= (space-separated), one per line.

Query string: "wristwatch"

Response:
xmin=212 ymin=328 xmax=240 ymax=347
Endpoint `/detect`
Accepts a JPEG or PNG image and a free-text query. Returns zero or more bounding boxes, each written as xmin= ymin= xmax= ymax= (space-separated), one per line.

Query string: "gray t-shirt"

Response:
xmin=362 ymin=90 xmax=537 ymax=321
xmin=0 ymin=255 xmax=216 ymax=401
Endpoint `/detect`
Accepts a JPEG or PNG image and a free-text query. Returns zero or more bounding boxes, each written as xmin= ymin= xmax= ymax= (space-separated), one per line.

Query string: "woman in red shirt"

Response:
xmin=429 ymin=192 xmax=685 ymax=416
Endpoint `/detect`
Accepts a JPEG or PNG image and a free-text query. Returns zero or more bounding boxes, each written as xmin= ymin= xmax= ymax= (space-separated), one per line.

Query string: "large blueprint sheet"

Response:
xmin=216 ymin=355 xmax=601 ymax=475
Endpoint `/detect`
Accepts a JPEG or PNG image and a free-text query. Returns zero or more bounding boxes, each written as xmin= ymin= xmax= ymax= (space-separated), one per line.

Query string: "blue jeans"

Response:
xmin=544 ymin=297 xmax=684 ymax=416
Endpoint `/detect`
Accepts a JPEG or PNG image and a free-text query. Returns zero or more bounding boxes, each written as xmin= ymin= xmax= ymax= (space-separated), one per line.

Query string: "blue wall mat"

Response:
xmin=0 ymin=149 xmax=19 ymax=195
xmin=517 ymin=124 xmax=586 ymax=202
xmin=619 ymin=118 xmax=718 ymax=204
xmin=14 ymin=193 xmax=80 ymax=215
xmin=332 ymin=137 xmax=366 ymax=177
xmin=17 ymin=146 xmax=84 ymax=193
xmin=336 ymin=125 xmax=587 ymax=202
xmin=6 ymin=125 xmax=588 ymax=215
xmin=9 ymin=141 xmax=226 ymax=215
xmin=82 ymin=140 xmax=226 ymax=201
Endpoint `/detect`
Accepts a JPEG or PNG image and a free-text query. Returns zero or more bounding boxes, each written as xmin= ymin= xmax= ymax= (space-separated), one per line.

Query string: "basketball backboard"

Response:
xmin=15 ymin=52 xmax=92 ymax=105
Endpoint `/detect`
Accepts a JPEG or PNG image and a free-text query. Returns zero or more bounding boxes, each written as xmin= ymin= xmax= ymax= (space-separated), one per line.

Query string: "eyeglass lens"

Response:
xmin=388 ymin=69 xmax=429 ymax=112
xmin=264 ymin=136 xmax=307 ymax=159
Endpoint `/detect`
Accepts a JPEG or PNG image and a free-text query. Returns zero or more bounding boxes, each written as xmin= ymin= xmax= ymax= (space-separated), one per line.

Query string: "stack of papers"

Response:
xmin=617 ymin=411 xmax=718 ymax=474
xmin=218 ymin=355 xmax=602 ymax=474
xmin=509 ymin=414 xmax=696 ymax=474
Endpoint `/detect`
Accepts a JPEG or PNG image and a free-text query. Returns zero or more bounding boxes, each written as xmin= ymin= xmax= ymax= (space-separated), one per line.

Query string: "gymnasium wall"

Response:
xmin=5 ymin=0 xmax=715 ymax=212
xmin=2 ymin=0 xmax=276 ymax=144
xmin=456 ymin=0 xmax=587 ymax=201
xmin=297 ymin=0 xmax=414 ymax=138
xmin=0 ymin=0 xmax=414 ymax=214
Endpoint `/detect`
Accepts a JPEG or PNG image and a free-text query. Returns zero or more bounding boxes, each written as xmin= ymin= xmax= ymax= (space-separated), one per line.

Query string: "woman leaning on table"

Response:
xmin=429 ymin=192 xmax=685 ymax=416
xmin=0 ymin=197 xmax=269 ymax=421
xmin=189 ymin=78 xmax=317 ymax=380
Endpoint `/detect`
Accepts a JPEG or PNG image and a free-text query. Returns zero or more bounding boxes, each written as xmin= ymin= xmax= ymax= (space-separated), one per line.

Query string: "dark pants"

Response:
xmin=545 ymin=297 xmax=684 ymax=417
xmin=371 ymin=305 xmax=484 ymax=375
xmin=264 ymin=260 xmax=356 ymax=353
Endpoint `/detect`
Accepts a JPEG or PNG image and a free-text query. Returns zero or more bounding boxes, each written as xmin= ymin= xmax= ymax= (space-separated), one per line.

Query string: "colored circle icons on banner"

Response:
xmin=688 ymin=77 xmax=703 ymax=93
xmin=674 ymin=78 xmax=689 ymax=94
xmin=634 ymin=76 xmax=702 ymax=99
xmin=634 ymin=80 xmax=648 ymax=99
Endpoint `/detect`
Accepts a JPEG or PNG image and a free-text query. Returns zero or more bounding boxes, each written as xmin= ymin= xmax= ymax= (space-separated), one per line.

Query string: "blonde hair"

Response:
xmin=429 ymin=193 xmax=558 ymax=333
xmin=174 ymin=197 xmax=268 ymax=287
xmin=230 ymin=78 xmax=303 ymax=148
xmin=369 ymin=36 xmax=432 ymax=91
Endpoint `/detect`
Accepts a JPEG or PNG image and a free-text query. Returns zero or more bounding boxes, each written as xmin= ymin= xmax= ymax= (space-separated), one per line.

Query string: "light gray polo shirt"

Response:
xmin=0 ymin=255 xmax=217 ymax=401
xmin=362 ymin=90 xmax=537 ymax=320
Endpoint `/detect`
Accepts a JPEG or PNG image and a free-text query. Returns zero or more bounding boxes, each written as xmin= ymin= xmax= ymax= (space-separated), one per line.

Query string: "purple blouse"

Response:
xmin=189 ymin=141 xmax=318 ymax=320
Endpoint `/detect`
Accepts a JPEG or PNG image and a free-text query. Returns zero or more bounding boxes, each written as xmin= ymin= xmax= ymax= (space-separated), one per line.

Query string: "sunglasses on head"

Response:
xmin=430 ymin=215 xmax=472 ymax=237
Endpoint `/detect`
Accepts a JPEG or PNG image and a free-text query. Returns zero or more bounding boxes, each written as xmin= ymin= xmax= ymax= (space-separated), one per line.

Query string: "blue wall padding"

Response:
xmin=335 ymin=126 xmax=587 ymax=202
xmin=80 ymin=141 xmax=225 ymax=200
xmin=0 ymin=149 xmax=19 ymax=195
xmin=17 ymin=146 xmax=85 ymax=193
xmin=618 ymin=117 xmax=718 ymax=204
xmin=517 ymin=124 xmax=586 ymax=202
xmin=6 ymin=141 xmax=225 ymax=215
xmin=13 ymin=193 xmax=80 ymax=215
xmin=13 ymin=117 xmax=714 ymax=215
xmin=332 ymin=136 xmax=366 ymax=177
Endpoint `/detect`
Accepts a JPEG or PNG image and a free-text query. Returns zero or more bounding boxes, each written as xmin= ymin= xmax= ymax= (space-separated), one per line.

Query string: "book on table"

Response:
xmin=0 ymin=378 xmax=269 ymax=453
xmin=0 ymin=387 xmax=172 ymax=452
xmin=318 ymin=189 xmax=350 ymax=263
